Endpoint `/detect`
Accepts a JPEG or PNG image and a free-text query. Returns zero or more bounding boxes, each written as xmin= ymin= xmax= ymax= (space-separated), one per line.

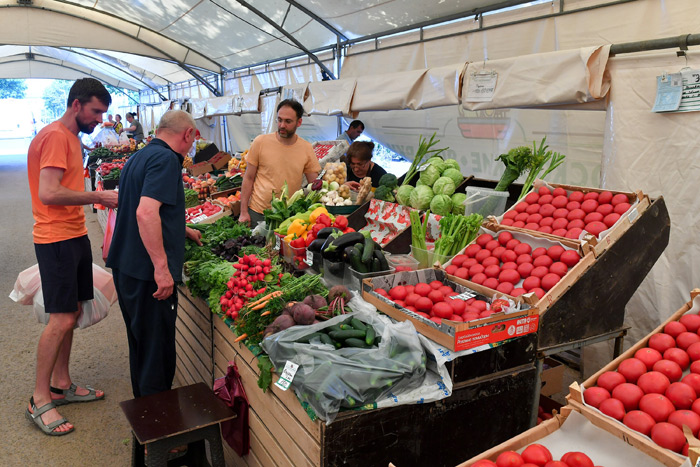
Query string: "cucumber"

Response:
xmin=329 ymin=329 xmax=366 ymax=341
xmin=326 ymin=324 xmax=343 ymax=333
xmin=361 ymin=235 xmax=375 ymax=264
xmin=349 ymin=248 xmax=367 ymax=273
xmin=297 ymin=332 xmax=323 ymax=343
xmin=373 ymin=249 xmax=390 ymax=271
xmin=350 ymin=318 xmax=367 ymax=332
xmin=344 ymin=337 xmax=369 ymax=348
xmin=319 ymin=333 xmax=334 ymax=346
xmin=339 ymin=324 xmax=354 ymax=331
xmin=365 ymin=326 xmax=376 ymax=346
xmin=371 ymin=257 xmax=381 ymax=272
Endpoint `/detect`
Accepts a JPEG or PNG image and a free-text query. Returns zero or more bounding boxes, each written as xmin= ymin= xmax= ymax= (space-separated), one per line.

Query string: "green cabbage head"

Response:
xmin=442 ymin=168 xmax=463 ymax=187
xmin=443 ymin=159 xmax=461 ymax=172
xmin=451 ymin=193 xmax=466 ymax=214
xmin=430 ymin=194 xmax=453 ymax=216
xmin=432 ymin=176 xmax=456 ymax=196
xmin=419 ymin=165 xmax=441 ymax=187
xmin=395 ymin=185 xmax=414 ymax=206
xmin=409 ymin=185 xmax=434 ymax=210
xmin=426 ymin=157 xmax=446 ymax=174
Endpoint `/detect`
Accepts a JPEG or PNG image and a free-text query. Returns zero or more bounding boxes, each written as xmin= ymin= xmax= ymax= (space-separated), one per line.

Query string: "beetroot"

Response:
xmin=291 ymin=303 xmax=316 ymax=325
xmin=264 ymin=314 xmax=296 ymax=337
xmin=328 ymin=285 xmax=350 ymax=303
xmin=303 ymin=294 xmax=327 ymax=310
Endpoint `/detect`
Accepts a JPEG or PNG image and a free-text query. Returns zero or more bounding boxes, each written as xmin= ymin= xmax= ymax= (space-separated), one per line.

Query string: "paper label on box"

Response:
xmin=453 ymin=291 xmax=476 ymax=301
xmin=190 ymin=214 xmax=208 ymax=224
xmin=454 ymin=314 xmax=539 ymax=351
xmin=274 ymin=361 xmax=299 ymax=391
xmin=627 ymin=207 xmax=639 ymax=223
xmin=305 ymin=250 xmax=313 ymax=266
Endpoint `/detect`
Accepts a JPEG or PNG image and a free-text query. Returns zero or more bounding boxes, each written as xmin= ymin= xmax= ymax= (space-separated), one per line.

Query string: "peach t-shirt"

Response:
xmin=247 ymin=133 xmax=321 ymax=213
xmin=27 ymin=121 xmax=87 ymax=244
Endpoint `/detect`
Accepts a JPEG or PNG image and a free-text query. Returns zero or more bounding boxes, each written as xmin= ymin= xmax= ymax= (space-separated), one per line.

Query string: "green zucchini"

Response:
xmin=371 ymin=257 xmax=381 ymax=272
xmin=361 ymin=235 xmax=375 ymax=264
xmin=373 ymin=249 xmax=390 ymax=271
xmin=349 ymin=248 xmax=368 ymax=273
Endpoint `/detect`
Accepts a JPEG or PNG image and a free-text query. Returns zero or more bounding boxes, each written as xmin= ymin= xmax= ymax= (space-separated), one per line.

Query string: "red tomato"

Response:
xmin=635 ymin=347 xmax=663 ymax=370
xmin=653 ymin=359 xmax=683 ymax=382
xmin=429 ymin=280 xmax=443 ymax=290
xmin=618 ymin=358 xmax=647 ymax=383
xmin=498 ymin=231 xmax=514 ymax=245
xmin=533 ymin=255 xmax=553 ymax=268
xmin=455 ymin=267 xmax=469 ymax=279
xmin=565 ymin=228 xmax=583 ymax=239
xmin=513 ymin=243 xmax=532 ymax=256
xmin=597 ymin=371 xmax=626 ymax=392
xmin=623 ymin=409 xmax=656 ymax=436
xmin=415 ymin=297 xmax=433 ymax=313
xmin=599 ymin=397 xmax=625 ymax=420
xmin=585 ymin=221 xmax=607 ymax=237
xmin=463 ymin=258 xmax=478 ymax=269
xmin=432 ymin=302 xmax=453 ymax=319
xmin=584 ymin=212 xmax=604 ymax=224
xmin=540 ymin=217 xmax=554 ymax=227
xmin=637 ymin=371 xmax=670 ymax=395
xmin=438 ymin=285 xmax=454 ymax=296
xmin=502 ymin=261 xmax=518 ymax=270
xmin=692 ymin=397 xmax=700 ymax=416
xmin=522 ymin=276 xmax=541 ymax=291
xmin=531 ymin=247 xmax=547 ymax=258
xmin=405 ymin=293 xmax=421 ymax=307
xmin=511 ymin=288 xmax=527 ymax=296
xmin=506 ymin=239 xmax=521 ymax=250
xmin=566 ymin=208 xmax=585 ymax=221
xmin=476 ymin=249 xmax=493 ymax=263
xmin=496 ymin=451 xmax=524 ymax=467
xmin=602 ymin=212 xmax=621 ymax=227
xmin=540 ymin=273 xmax=560 ymax=291
xmin=470 ymin=272 xmax=486 ymax=284
xmin=446 ymin=297 xmax=467 ymax=315
xmin=394 ymin=300 xmax=405 ymax=308
xmin=483 ymin=277 xmax=499 ymax=289
xmin=374 ymin=288 xmax=388 ymax=297
xmin=531 ymin=266 xmax=550 ymax=279
xmin=614 ymin=202 xmax=631 ymax=214
xmin=680 ymin=314 xmax=700 ymax=332
xmin=583 ymin=386 xmax=610 ymax=408
xmin=516 ymin=254 xmax=533 ymax=265
xmin=548 ymin=262 xmax=568 ymax=278
xmin=499 ymin=269 xmax=521 ymax=285
xmin=597 ymin=203 xmax=614 ymax=216
xmin=639 ymin=393 xmax=675 ymax=422
xmin=538 ymin=194 xmax=553 ymax=205
xmin=465 ymin=244 xmax=482 ymax=257
xmin=546 ymin=245 xmax=565 ymax=261
xmin=682 ymin=373 xmax=700 ymax=395
xmin=539 ymin=204 xmax=556 ymax=218
xmin=521 ymin=444 xmax=553 ymax=466
xmin=484 ymin=265 xmax=501 ymax=278
xmin=452 ymin=254 xmax=468 ymax=267
xmin=485 ymin=239 xmax=500 ymax=251
xmin=651 ymin=422 xmax=685 ymax=453
xmin=501 ymin=250 xmax=518 ymax=263
xmin=559 ymin=250 xmax=580 ymax=267
xmin=581 ymin=199 xmax=599 ymax=213
xmin=445 ymin=265 xmax=458 ymax=275
xmin=676 ymin=331 xmax=700 ymax=350
xmin=529 ymin=288 xmax=545 ymax=299
xmin=552 ymin=209 xmax=569 ymax=221
xmin=664 ymin=347 xmax=690 ymax=369
xmin=560 ymin=451 xmax=594 ymax=467
xmin=693 ymin=360 xmax=700 ymax=374
xmin=517 ymin=262 xmax=534 ymax=279
xmin=483 ymin=256 xmax=500 ymax=267
xmin=427 ymin=290 xmax=444 ymax=304
xmin=414 ymin=311 xmax=430 ymax=320
xmin=389 ymin=286 xmax=407 ymax=301
xmin=665 ymin=382 xmax=697 ymax=409
xmin=476 ymin=233 xmax=494 ymax=247
xmin=527 ymin=213 xmax=543 ymax=224
xmin=525 ymin=204 xmax=540 ymax=215
xmin=664 ymin=320 xmax=688 ymax=339
xmin=569 ymin=191 xmax=584 ymax=202
xmin=429 ymin=317 xmax=442 ymax=324
xmin=472 ymin=460 xmax=497 ymax=467
xmin=611 ymin=193 xmax=629 ymax=205
xmin=598 ymin=191 xmax=614 ymax=204
xmin=543 ymin=462 xmax=568 ymax=467
xmin=567 ymin=219 xmax=585 ymax=230
xmin=496 ymin=282 xmax=514 ymax=295
xmin=552 ymin=187 xmax=567 ymax=197
xmin=538 ymin=186 xmax=552 ymax=196
xmin=414 ymin=283 xmax=432 ymax=297
xmin=551 ymin=228 xmax=567 ymax=237
xmin=524 ymin=192 xmax=540 ymax=204
xmin=552 ymin=195 xmax=568 ymax=209
xmin=668 ymin=409 xmax=700 ymax=436
xmin=648 ymin=333 xmax=676 ymax=353
xmin=566 ymin=201 xmax=581 ymax=211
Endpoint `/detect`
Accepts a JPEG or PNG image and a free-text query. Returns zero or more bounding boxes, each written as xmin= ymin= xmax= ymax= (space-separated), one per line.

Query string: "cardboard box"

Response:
xmin=188 ymin=161 xmax=213 ymax=177
xmin=188 ymin=207 xmax=230 ymax=225
xmin=460 ymin=404 xmax=669 ymax=467
xmin=566 ymin=290 xmax=700 ymax=466
xmin=541 ymin=357 xmax=565 ymax=397
xmin=193 ymin=143 xmax=219 ymax=164
xmin=443 ymin=226 xmax=596 ymax=314
xmin=488 ymin=182 xmax=650 ymax=258
xmin=361 ymin=268 xmax=538 ymax=352
xmin=208 ymin=151 xmax=231 ymax=171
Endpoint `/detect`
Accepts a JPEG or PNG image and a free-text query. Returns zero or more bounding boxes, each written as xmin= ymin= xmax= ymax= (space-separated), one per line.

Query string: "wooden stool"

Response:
xmin=119 ymin=382 xmax=236 ymax=467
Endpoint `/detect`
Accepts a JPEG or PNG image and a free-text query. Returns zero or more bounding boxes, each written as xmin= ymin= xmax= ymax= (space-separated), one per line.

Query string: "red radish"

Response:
xmin=680 ymin=314 xmax=700 ymax=332
xmin=597 ymin=371 xmax=626 ymax=392
xmin=559 ymin=250 xmax=580 ymax=267
xmin=624 ymin=410 xmax=655 ymax=436
xmin=389 ymin=286 xmax=407 ymax=301
xmin=653 ymin=359 xmax=683 ymax=382
xmin=611 ymin=193 xmax=629 ymax=205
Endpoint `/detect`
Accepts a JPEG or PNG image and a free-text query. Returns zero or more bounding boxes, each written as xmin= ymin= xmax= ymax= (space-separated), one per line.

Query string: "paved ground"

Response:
xmin=0 ymin=153 xmax=134 ymax=465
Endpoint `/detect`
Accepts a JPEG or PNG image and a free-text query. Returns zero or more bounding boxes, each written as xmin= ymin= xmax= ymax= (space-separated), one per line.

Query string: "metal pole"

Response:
xmin=610 ymin=33 xmax=700 ymax=56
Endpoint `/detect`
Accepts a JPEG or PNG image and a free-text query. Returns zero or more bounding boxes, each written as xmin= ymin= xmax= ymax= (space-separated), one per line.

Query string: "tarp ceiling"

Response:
xmin=0 ymin=0 xmax=534 ymax=91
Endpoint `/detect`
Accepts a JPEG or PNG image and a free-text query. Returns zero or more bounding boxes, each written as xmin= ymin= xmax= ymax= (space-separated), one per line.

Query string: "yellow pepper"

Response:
xmin=287 ymin=218 xmax=308 ymax=238
xmin=284 ymin=233 xmax=295 ymax=243
xmin=309 ymin=206 xmax=329 ymax=224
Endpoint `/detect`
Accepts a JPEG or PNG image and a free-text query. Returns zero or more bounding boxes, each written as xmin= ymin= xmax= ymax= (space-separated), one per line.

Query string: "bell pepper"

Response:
xmin=305 ymin=233 xmax=316 ymax=246
xmin=287 ymin=218 xmax=308 ymax=238
xmin=309 ymin=206 xmax=329 ymax=224
xmin=290 ymin=237 xmax=306 ymax=249
xmin=333 ymin=215 xmax=348 ymax=230
xmin=284 ymin=233 xmax=295 ymax=243
xmin=311 ymin=223 xmax=325 ymax=236
xmin=316 ymin=213 xmax=332 ymax=228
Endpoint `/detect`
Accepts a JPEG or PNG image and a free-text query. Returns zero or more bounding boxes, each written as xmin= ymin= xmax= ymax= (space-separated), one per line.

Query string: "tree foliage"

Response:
xmin=42 ymin=80 xmax=73 ymax=120
xmin=0 ymin=79 xmax=27 ymax=99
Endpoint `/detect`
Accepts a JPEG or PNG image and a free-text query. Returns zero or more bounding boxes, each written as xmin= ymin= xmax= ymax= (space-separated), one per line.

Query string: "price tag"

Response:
xmin=274 ymin=236 xmax=281 ymax=251
xmin=453 ymin=291 xmax=476 ymax=301
xmin=190 ymin=214 xmax=208 ymax=224
xmin=465 ymin=71 xmax=498 ymax=102
xmin=274 ymin=361 xmax=299 ymax=391
xmin=418 ymin=163 xmax=430 ymax=172
xmin=318 ymin=169 xmax=326 ymax=179
xmin=305 ymin=250 xmax=314 ymax=266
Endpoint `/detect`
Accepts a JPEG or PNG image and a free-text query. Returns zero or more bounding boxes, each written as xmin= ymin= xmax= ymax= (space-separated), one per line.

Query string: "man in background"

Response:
xmin=340 ymin=120 xmax=364 ymax=144
xmin=106 ymin=110 xmax=202 ymax=398
xmin=239 ymin=99 xmax=320 ymax=226
xmin=26 ymin=78 xmax=118 ymax=436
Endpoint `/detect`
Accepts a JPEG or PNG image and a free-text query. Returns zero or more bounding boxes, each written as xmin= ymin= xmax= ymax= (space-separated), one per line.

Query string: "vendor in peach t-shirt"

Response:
xmin=239 ymin=99 xmax=321 ymax=226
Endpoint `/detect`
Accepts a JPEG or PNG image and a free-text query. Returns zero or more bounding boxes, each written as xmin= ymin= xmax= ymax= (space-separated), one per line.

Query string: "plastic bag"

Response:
xmin=261 ymin=308 xmax=427 ymax=424
xmin=213 ymin=362 xmax=250 ymax=456
xmin=102 ymin=208 xmax=116 ymax=262
xmin=118 ymin=132 xmax=129 ymax=145
xmin=92 ymin=128 xmax=119 ymax=147
xmin=9 ymin=263 xmax=118 ymax=329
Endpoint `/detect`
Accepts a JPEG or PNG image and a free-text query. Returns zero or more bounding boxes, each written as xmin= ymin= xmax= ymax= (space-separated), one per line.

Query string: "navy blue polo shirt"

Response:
xmin=106 ymin=139 xmax=185 ymax=282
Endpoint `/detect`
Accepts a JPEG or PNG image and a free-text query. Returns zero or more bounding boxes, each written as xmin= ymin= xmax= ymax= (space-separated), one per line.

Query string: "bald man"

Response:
xmin=106 ymin=110 xmax=202 ymax=397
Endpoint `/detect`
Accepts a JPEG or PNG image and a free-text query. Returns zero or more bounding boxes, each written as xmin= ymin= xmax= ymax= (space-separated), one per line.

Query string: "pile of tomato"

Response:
xmin=374 ymin=279 xmax=512 ymax=324
xmin=501 ymin=186 xmax=632 ymax=239
xmin=445 ymin=231 xmax=581 ymax=297
xmin=473 ymin=444 xmax=599 ymax=467
xmin=185 ymin=201 xmax=221 ymax=223
xmin=584 ymin=312 xmax=700 ymax=454
xmin=97 ymin=161 xmax=124 ymax=177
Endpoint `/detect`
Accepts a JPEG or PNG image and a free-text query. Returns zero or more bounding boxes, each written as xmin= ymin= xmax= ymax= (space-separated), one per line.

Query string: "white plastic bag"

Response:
xmin=9 ymin=263 xmax=118 ymax=329
xmin=118 ymin=132 xmax=130 ymax=145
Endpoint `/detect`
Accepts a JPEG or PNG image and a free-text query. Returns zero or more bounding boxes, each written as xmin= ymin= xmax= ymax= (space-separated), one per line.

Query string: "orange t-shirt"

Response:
xmin=27 ymin=121 xmax=88 ymax=244
xmin=247 ymin=133 xmax=321 ymax=213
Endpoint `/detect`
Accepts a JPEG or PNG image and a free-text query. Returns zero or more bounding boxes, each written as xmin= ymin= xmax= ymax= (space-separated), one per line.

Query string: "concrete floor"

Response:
xmin=0 ymin=153 xmax=134 ymax=465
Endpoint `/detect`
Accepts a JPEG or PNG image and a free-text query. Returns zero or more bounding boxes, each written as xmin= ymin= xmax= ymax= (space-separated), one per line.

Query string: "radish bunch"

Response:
xmin=501 ymin=186 xmax=632 ymax=239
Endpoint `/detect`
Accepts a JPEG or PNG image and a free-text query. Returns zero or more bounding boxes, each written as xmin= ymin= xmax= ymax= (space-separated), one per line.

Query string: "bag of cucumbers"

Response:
xmin=262 ymin=308 xmax=426 ymax=424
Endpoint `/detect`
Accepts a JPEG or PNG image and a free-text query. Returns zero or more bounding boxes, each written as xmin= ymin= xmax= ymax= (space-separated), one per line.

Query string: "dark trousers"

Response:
xmin=113 ymin=269 xmax=177 ymax=398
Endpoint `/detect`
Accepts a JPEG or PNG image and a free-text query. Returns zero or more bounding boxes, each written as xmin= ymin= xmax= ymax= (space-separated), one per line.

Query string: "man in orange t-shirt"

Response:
xmin=239 ymin=99 xmax=320 ymax=226
xmin=25 ymin=78 xmax=118 ymax=436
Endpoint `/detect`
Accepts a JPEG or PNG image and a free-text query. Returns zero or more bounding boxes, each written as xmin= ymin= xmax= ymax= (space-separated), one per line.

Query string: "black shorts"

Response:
xmin=34 ymin=235 xmax=93 ymax=314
